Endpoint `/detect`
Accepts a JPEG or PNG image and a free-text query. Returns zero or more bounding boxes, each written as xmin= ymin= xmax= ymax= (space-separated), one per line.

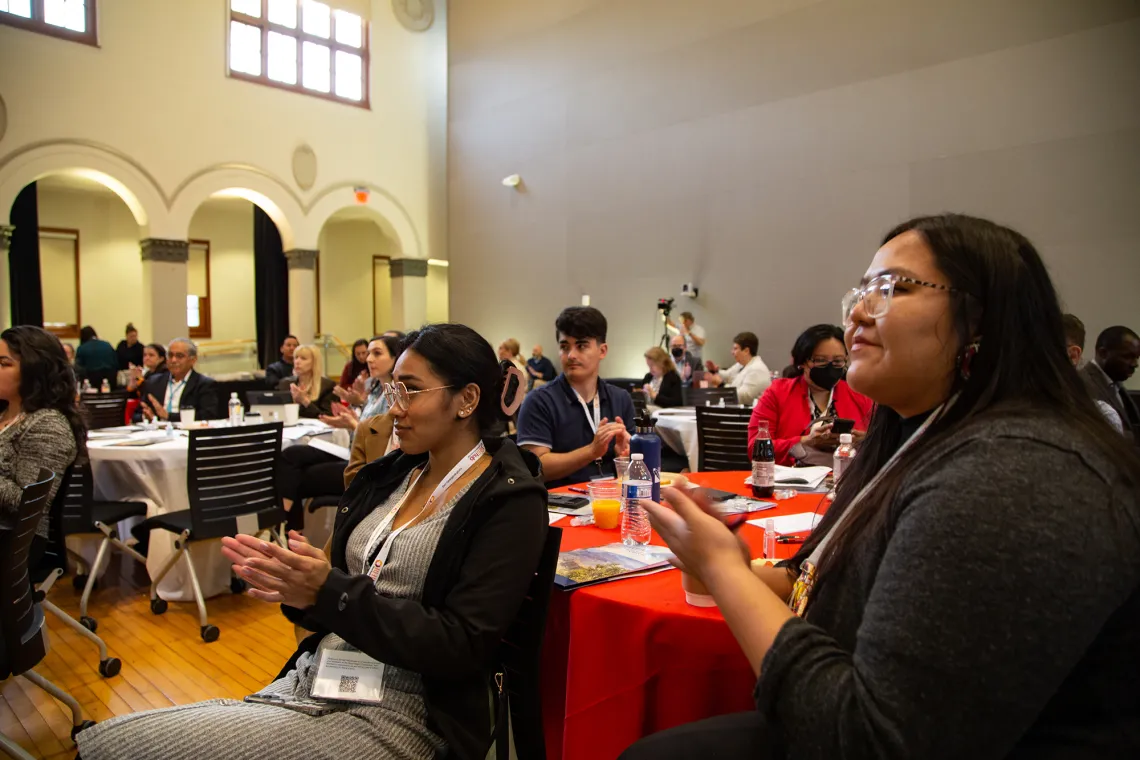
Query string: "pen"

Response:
xmin=568 ymin=487 xmax=588 ymax=495
xmin=775 ymin=535 xmax=805 ymax=544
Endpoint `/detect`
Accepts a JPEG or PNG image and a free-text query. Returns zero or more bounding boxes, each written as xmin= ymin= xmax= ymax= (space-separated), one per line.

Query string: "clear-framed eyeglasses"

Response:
xmin=809 ymin=356 xmax=848 ymax=369
xmin=841 ymin=273 xmax=959 ymax=324
xmin=383 ymin=381 xmax=454 ymax=411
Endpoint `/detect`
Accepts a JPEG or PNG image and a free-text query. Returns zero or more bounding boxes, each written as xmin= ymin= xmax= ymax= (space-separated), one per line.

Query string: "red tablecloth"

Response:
xmin=541 ymin=473 xmax=831 ymax=760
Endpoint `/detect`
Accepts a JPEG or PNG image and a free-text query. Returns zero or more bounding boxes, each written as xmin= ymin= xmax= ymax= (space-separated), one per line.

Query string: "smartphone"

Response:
xmin=831 ymin=418 xmax=855 ymax=435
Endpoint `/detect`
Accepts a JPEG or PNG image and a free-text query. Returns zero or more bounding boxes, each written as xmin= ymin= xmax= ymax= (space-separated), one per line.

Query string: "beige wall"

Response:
xmin=448 ymin=0 xmax=1140 ymax=386
xmin=37 ymin=183 xmax=143 ymax=342
xmin=426 ymin=262 xmax=449 ymax=324
xmin=318 ymin=218 xmax=398 ymax=344
xmin=187 ymin=199 xmax=258 ymax=376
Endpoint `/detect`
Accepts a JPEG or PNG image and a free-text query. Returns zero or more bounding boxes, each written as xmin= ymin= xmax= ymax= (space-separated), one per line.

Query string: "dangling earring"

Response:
xmin=959 ymin=340 xmax=981 ymax=381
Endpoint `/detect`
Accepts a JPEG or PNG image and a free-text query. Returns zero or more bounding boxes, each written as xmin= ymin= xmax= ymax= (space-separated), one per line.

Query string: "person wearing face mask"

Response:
xmin=746 ymin=324 xmax=873 ymax=466
xmin=670 ymin=335 xmax=701 ymax=387
xmin=1080 ymin=324 xmax=1140 ymax=445
xmin=703 ymin=332 xmax=772 ymax=406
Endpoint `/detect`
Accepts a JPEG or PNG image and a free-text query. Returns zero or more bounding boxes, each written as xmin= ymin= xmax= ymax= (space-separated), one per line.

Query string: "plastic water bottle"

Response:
xmin=228 ymin=392 xmax=244 ymax=426
xmin=81 ymin=379 xmax=92 ymax=393
xmin=100 ymin=378 xmax=110 ymax=394
xmin=621 ymin=454 xmax=653 ymax=546
xmin=833 ymin=433 xmax=856 ymax=484
xmin=763 ymin=518 xmax=777 ymax=559
xmin=629 ymin=415 xmax=662 ymax=503
xmin=751 ymin=421 xmax=775 ymax=498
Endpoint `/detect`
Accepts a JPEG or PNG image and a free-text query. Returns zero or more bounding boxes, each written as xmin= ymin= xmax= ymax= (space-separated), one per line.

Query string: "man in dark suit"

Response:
xmin=1079 ymin=324 xmax=1140 ymax=444
xmin=139 ymin=338 xmax=221 ymax=422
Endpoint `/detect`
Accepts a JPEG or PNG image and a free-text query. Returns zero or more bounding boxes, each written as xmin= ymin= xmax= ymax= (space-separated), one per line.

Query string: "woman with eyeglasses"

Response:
xmin=622 ymin=214 xmax=1140 ymax=759
xmin=77 ymin=324 xmax=548 ymax=760
xmin=747 ymin=324 xmax=873 ymax=466
xmin=276 ymin=335 xmax=403 ymax=530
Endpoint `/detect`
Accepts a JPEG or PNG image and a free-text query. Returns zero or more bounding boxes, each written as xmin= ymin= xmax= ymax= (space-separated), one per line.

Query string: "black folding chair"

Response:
xmin=0 ymin=470 xmax=94 ymax=760
xmin=80 ymin=390 xmax=131 ymax=429
xmin=31 ymin=462 xmax=135 ymax=678
xmin=140 ymin=422 xmax=287 ymax=642
xmin=695 ymin=406 xmax=753 ymax=471
xmin=683 ymin=386 xmax=739 ymax=407
xmin=630 ymin=389 xmax=649 ymax=418
xmin=493 ymin=526 xmax=563 ymax=760
xmin=57 ymin=459 xmax=149 ymax=620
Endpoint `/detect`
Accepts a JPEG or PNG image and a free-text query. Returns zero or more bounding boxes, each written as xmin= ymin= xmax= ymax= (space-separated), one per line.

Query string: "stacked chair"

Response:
xmin=0 ymin=470 xmax=95 ymax=760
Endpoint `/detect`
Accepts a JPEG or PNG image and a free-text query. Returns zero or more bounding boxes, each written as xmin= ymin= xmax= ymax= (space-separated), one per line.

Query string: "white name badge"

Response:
xmin=310 ymin=649 xmax=386 ymax=704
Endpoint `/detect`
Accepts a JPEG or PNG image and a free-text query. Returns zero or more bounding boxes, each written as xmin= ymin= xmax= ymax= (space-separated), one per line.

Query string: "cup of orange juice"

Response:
xmin=587 ymin=480 xmax=621 ymax=530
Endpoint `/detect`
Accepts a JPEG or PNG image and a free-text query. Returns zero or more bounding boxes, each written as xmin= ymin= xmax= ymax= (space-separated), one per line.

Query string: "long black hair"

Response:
xmin=349 ymin=338 xmax=369 ymax=378
xmin=796 ymin=214 xmax=1140 ymax=607
xmin=787 ymin=324 xmax=845 ymax=378
xmin=400 ymin=324 xmax=518 ymax=432
xmin=0 ymin=326 xmax=87 ymax=454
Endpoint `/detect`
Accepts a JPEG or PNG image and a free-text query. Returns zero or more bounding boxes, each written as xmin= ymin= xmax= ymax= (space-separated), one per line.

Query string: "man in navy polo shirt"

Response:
xmin=517 ymin=306 xmax=635 ymax=488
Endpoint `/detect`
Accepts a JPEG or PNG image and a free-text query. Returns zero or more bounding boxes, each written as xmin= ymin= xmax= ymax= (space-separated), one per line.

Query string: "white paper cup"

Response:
xmin=180 ymin=408 xmax=196 ymax=424
xmin=283 ymin=404 xmax=300 ymax=425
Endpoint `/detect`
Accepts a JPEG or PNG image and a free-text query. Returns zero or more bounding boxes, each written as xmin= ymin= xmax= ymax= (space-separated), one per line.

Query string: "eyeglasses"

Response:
xmin=842 ymin=274 xmax=959 ymax=324
xmin=809 ymin=357 xmax=848 ymax=369
xmin=383 ymin=382 xmax=453 ymax=411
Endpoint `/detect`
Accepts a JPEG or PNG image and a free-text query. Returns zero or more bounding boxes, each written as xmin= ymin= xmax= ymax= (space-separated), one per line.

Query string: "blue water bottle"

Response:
xmin=629 ymin=414 xmax=661 ymax=503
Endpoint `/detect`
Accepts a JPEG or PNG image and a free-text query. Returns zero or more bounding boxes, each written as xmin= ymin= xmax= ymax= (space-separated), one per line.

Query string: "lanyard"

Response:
xmin=361 ymin=441 xmax=486 ymax=578
xmin=574 ymin=388 xmax=601 ymax=435
xmin=803 ymin=396 xmax=955 ymax=568
xmin=167 ymin=376 xmax=188 ymax=413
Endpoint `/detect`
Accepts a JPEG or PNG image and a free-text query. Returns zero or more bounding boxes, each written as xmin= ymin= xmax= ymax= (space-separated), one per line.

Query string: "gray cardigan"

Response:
xmin=758 ymin=415 xmax=1140 ymax=758
xmin=0 ymin=408 xmax=78 ymax=537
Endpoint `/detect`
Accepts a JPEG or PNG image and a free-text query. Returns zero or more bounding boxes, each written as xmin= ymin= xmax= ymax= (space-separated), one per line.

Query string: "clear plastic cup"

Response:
xmin=613 ymin=456 xmax=631 ymax=484
xmin=587 ymin=480 xmax=622 ymax=530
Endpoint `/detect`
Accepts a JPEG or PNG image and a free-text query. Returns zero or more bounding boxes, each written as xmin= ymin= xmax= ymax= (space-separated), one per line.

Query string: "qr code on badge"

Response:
xmin=338 ymin=675 xmax=359 ymax=694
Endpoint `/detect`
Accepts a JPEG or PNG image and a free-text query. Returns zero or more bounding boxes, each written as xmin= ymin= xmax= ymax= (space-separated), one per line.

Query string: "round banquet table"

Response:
xmin=651 ymin=408 xmax=700 ymax=472
xmin=85 ymin=422 xmax=349 ymax=602
xmin=541 ymin=472 xmax=832 ymax=760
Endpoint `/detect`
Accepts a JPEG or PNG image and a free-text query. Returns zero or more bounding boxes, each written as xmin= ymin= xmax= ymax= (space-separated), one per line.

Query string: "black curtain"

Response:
xmin=8 ymin=182 xmax=44 ymax=327
xmin=253 ymin=205 xmax=289 ymax=369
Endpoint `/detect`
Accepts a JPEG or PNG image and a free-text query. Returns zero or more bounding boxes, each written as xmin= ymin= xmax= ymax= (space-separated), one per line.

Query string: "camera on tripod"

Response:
xmin=657 ymin=297 xmax=675 ymax=316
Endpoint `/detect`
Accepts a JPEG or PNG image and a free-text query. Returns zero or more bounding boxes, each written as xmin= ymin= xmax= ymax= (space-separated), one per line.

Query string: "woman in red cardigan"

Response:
xmin=748 ymin=324 xmax=873 ymax=465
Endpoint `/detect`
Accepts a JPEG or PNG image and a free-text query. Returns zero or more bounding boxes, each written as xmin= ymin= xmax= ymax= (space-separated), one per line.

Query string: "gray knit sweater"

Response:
xmin=758 ymin=415 xmax=1140 ymax=758
xmin=0 ymin=408 xmax=77 ymax=537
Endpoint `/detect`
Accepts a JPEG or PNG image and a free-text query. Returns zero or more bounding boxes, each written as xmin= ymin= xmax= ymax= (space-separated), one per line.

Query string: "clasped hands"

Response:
xmin=221 ymin=530 xmax=331 ymax=609
xmin=591 ymin=416 xmax=631 ymax=459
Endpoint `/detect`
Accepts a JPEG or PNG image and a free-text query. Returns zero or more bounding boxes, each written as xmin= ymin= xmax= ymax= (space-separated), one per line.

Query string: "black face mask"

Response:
xmin=671 ymin=348 xmax=684 ymax=359
xmin=809 ymin=365 xmax=845 ymax=391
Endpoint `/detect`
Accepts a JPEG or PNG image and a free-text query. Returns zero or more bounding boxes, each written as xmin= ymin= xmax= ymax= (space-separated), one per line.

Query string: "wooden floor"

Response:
xmin=1 ymin=552 xmax=297 ymax=760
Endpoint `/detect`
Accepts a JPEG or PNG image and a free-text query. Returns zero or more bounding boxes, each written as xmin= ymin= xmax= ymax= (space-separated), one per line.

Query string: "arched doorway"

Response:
xmin=4 ymin=172 xmax=149 ymax=350
xmin=184 ymin=192 xmax=291 ymax=377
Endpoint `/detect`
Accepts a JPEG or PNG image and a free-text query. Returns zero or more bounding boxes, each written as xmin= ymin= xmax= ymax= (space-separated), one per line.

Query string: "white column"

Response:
xmin=140 ymin=238 xmax=189 ymax=345
xmin=0 ymin=226 xmax=12 ymax=331
xmin=284 ymin=248 xmax=318 ymax=342
xmin=389 ymin=258 xmax=428 ymax=332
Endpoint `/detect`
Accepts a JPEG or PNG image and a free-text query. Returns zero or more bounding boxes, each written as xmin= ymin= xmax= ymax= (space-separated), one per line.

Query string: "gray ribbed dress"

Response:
xmin=77 ymin=469 xmax=467 ymax=760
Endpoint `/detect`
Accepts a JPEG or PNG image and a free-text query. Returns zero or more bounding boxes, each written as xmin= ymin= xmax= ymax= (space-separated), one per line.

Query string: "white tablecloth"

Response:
xmin=86 ymin=422 xmax=349 ymax=602
xmin=652 ymin=408 xmax=699 ymax=472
